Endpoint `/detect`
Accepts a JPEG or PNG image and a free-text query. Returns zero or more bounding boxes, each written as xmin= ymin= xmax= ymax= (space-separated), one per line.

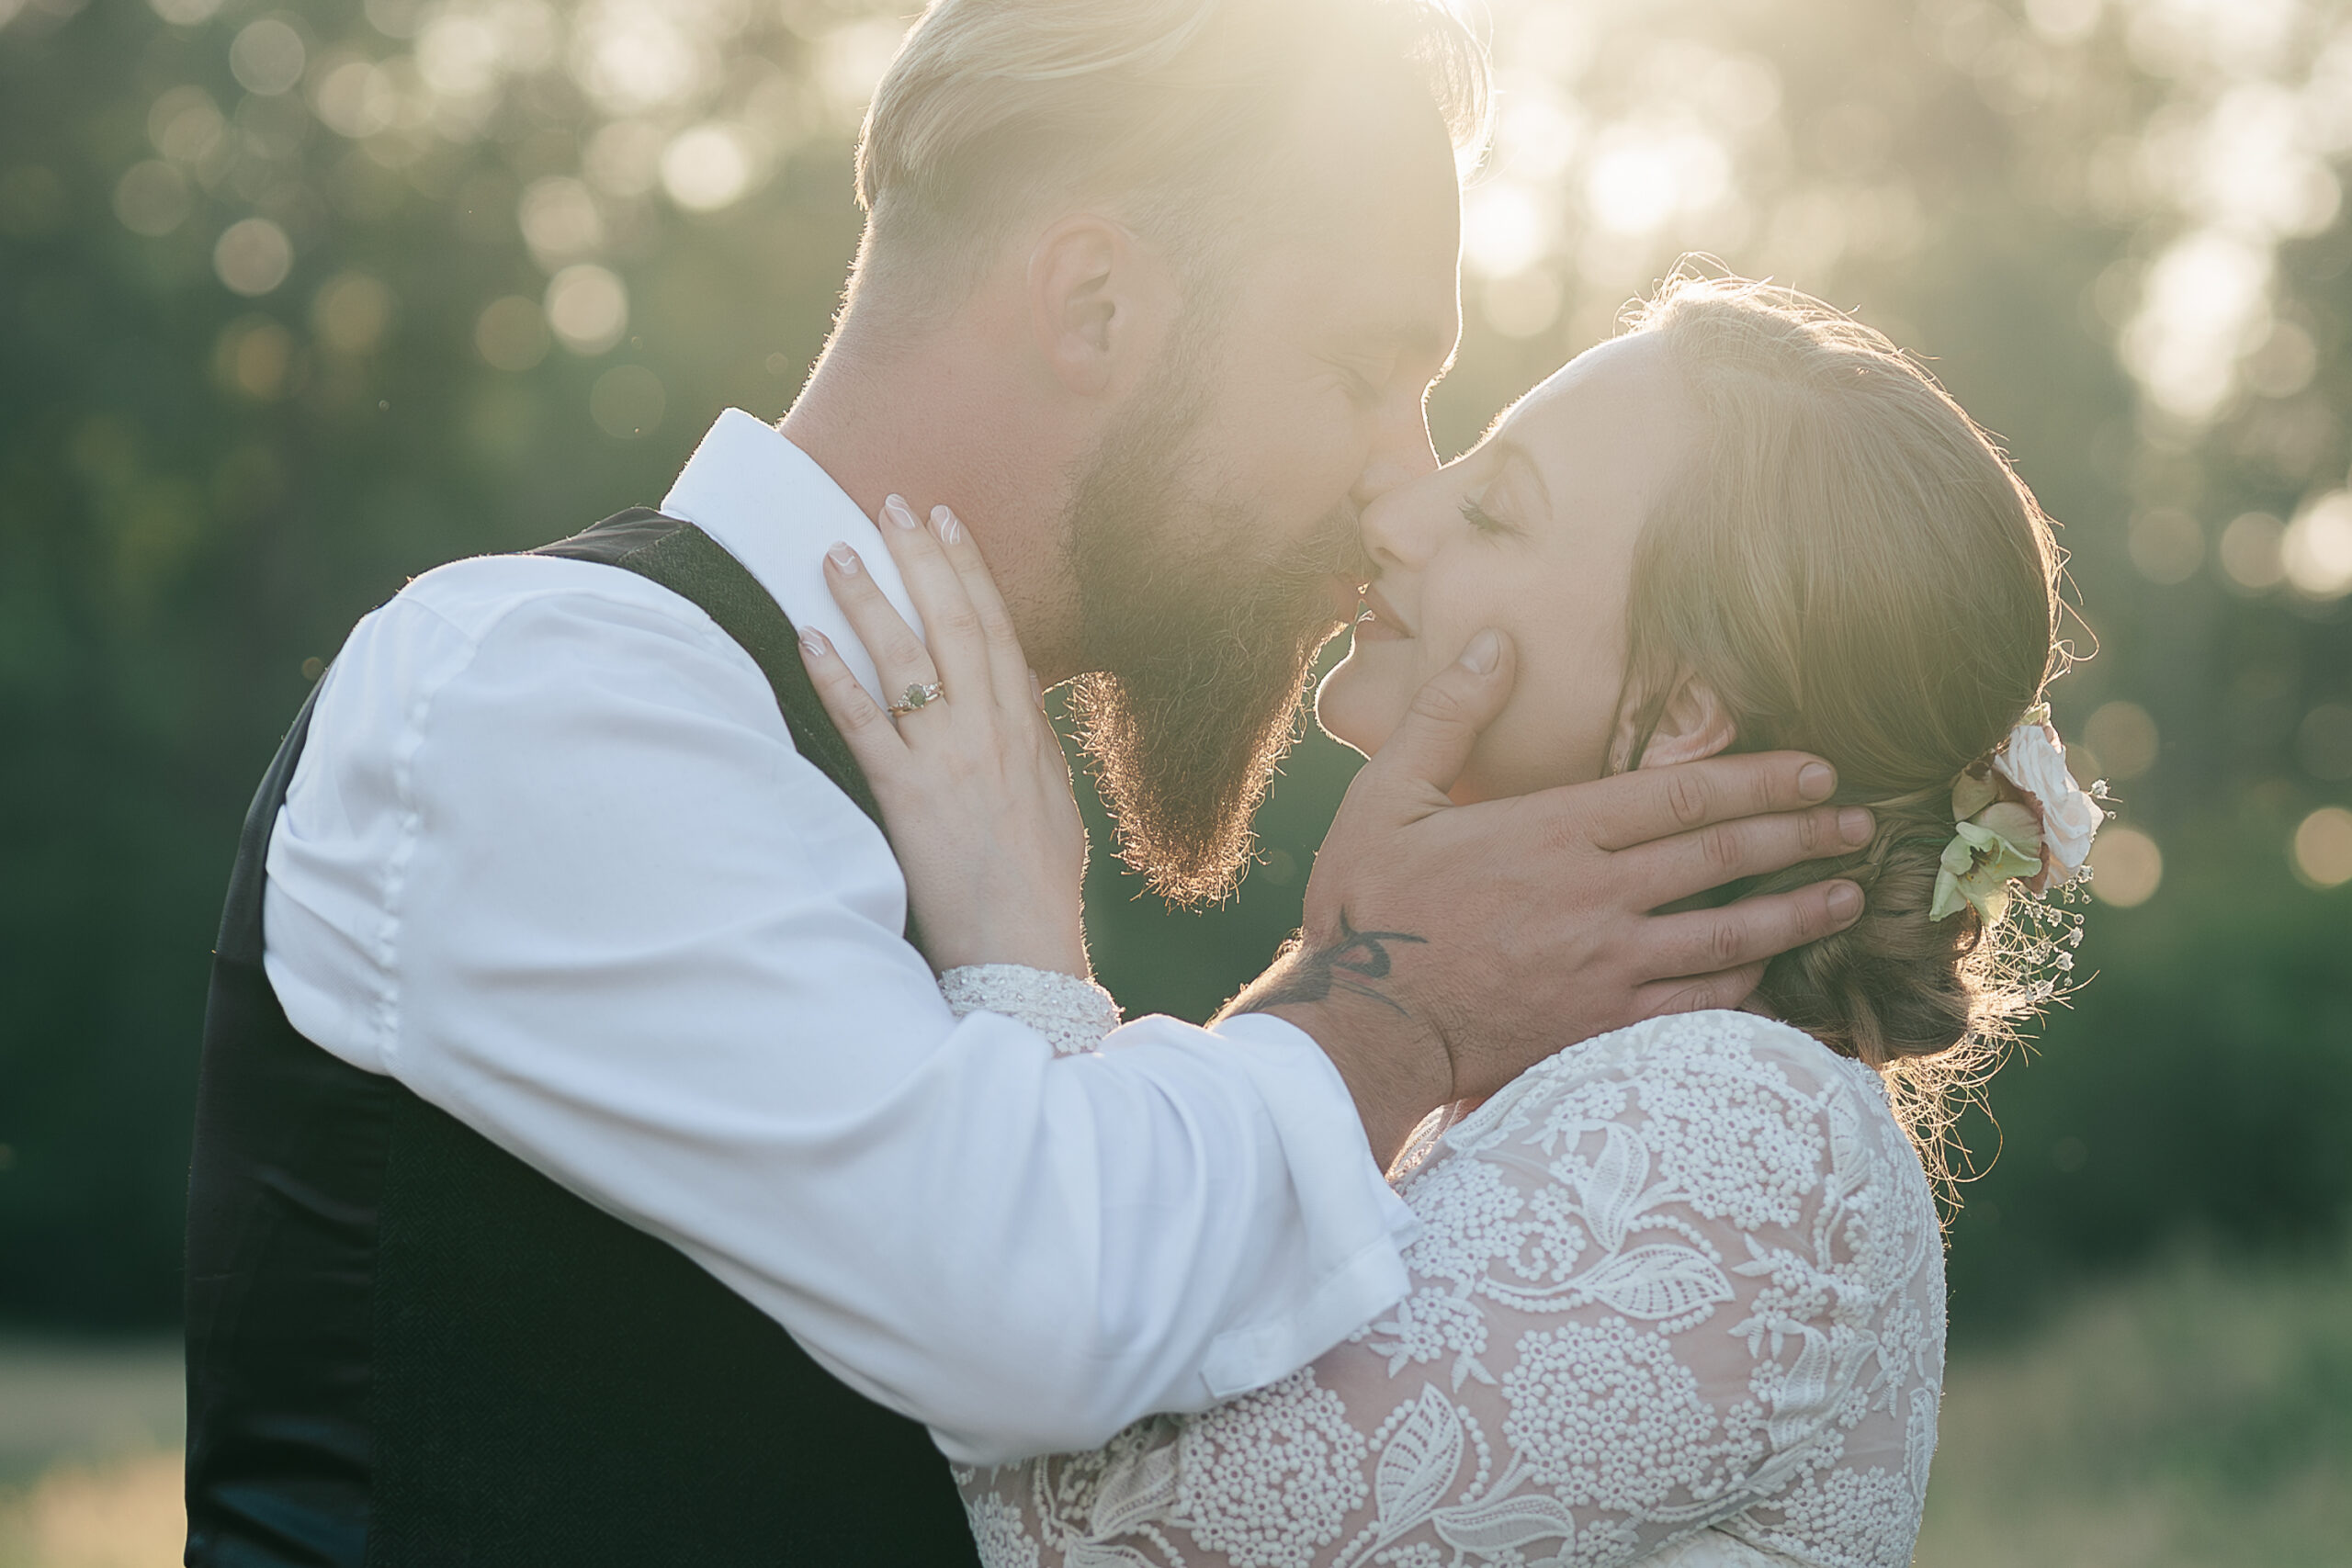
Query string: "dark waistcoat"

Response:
xmin=184 ymin=512 xmax=983 ymax=1567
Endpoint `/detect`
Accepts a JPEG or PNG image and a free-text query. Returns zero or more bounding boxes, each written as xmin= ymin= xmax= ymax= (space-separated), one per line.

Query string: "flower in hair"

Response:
xmin=1931 ymin=795 xmax=2042 ymax=926
xmin=1993 ymin=705 xmax=2101 ymax=879
xmin=1932 ymin=702 xmax=2104 ymax=926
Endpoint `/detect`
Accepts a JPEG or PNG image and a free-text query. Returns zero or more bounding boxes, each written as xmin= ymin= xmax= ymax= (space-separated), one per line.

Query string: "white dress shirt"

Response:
xmin=260 ymin=410 xmax=1417 ymax=1466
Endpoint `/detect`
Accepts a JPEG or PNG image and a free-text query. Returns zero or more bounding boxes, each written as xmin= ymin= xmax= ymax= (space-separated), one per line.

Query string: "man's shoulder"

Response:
xmin=390 ymin=546 xmax=727 ymax=647
xmin=316 ymin=546 xmax=781 ymax=747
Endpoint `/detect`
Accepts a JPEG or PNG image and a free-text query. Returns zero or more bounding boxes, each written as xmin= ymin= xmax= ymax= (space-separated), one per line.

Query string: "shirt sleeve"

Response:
xmin=260 ymin=558 xmax=1416 ymax=1466
xmin=954 ymin=1011 xmax=1947 ymax=1567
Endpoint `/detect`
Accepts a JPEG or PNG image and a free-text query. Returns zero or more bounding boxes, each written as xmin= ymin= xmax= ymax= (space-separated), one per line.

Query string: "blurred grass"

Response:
xmin=0 ymin=1339 xmax=179 ymax=1568
xmin=1915 ymin=1244 xmax=2352 ymax=1567
xmin=2 ymin=1247 xmax=2346 ymax=1566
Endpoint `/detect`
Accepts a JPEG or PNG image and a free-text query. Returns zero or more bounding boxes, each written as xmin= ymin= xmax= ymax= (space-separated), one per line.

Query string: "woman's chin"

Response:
xmin=1312 ymin=658 xmax=1402 ymax=758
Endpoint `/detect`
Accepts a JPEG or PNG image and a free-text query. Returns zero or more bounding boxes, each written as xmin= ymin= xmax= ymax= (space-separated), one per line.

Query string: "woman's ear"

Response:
xmin=1613 ymin=672 xmax=1736 ymax=771
xmin=1027 ymin=215 xmax=1176 ymax=399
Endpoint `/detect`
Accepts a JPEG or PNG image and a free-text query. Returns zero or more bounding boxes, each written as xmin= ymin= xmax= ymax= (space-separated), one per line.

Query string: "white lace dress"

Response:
xmin=938 ymin=969 xmax=1946 ymax=1568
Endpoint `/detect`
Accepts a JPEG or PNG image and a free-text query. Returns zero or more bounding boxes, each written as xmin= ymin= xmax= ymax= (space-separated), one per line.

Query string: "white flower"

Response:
xmin=1994 ymin=721 xmax=2100 ymax=874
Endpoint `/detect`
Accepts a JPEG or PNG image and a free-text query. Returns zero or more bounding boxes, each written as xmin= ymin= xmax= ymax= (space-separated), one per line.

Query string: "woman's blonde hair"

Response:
xmin=1618 ymin=272 xmax=2070 ymax=1193
xmin=852 ymin=0 xmax=1489 ymax=311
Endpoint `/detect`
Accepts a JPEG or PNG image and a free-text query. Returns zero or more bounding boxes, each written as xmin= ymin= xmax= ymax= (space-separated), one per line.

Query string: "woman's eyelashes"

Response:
xmin=1459 ymin=493 xmax=1521 ymax=539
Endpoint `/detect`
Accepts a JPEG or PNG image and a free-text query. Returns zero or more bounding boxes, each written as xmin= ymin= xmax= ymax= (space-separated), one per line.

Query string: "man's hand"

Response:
xmin=1224 ymin=631 xmax=1870 ymax=1166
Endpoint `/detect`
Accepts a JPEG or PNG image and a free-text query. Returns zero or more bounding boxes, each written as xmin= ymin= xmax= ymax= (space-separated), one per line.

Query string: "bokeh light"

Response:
xmin=2281 ymin=491 xmax=2352 ymax=599
xmin=661 ymin=122 xmax=761 ymax=213
xmin=2090 ymin=826 xmax=2165 ymax=908
xmin=2217 ymin=512 xmax=2289 ymax=591
xmin=476 ymin=295 xmax=551 ymax=370
xmin=212 ymin=218 xmax=293 ymax=297
xmin=114 ymin=161 xmax=191 ymax=237
xmin=211 ymin=316 xmax=293 ymax=400
xmin=2291 ymin=806 xmax=2352 ymax=888
xmin=544 ymin=263 xmax=627 ymax=355
xmin=228 ymin=17 xmax=307 ymax=96
xmin=518 ymin=176 xmax=605 ymax=270
xmin=146 ymin=85 xmax=223 ymax=163
xmin=311 ymin=272 xmax=393 ymax=356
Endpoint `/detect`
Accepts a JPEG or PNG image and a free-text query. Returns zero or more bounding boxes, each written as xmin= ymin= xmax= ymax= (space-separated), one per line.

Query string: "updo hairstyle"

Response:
xmin=1615 ymin=273 xmax=2068 ymax=1175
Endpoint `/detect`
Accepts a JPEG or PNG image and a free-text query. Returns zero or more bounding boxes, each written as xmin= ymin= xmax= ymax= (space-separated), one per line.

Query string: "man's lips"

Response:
xmin=1353 ymin=585 xmax=1414 ymax=642
xmin=1322 ymin=573 xmax=1369 ymax=625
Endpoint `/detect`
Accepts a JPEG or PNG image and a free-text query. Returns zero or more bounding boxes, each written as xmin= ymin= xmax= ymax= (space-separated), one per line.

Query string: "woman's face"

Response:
xmin=1317 ymin=333 xmax=1703 ymax=801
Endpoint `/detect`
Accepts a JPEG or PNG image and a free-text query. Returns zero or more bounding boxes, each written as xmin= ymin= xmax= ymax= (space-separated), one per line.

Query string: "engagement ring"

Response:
xmin=888 ymin=681 xmax=945 ymax=716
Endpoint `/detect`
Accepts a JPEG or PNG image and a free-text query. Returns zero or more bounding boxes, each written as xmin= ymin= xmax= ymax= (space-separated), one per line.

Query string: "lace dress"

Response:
xmin=939 ymin=969 xmax=1946 ymax=1568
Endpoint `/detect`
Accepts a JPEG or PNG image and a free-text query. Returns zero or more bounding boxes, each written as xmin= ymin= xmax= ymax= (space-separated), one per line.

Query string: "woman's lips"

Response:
xmin=1353 ymin=586 xmax=1414 ymax=642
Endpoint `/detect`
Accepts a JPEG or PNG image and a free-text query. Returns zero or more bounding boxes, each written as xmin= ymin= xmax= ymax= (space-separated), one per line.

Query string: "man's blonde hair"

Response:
xmin=851 ymin=0 xmax=1489 ymax=311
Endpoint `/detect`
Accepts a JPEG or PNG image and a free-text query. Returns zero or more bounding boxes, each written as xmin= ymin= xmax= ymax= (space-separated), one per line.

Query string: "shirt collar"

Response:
xmin=658 ymin=408 xmax=922 ymax=705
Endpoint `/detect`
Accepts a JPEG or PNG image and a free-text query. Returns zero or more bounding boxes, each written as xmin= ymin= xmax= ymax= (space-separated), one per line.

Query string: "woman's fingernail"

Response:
xmin=1839 ymin=807 xmax=1875 ymax=845
xmin=883 ymin=494 xmax=918 ymax=530
xmin=799 ymin=626 xmax=831 ymax=660
xmin=1799 ymin=761 xmax=1837 ymax=800
xmin=1459 ymin=629 xmax=1501 ymax=673
xmin=932 ymin=505 xmax=960 ymax=545
xmin=1826 ymin=881 xmax=1863 ymax=920
xmin=827 ymin=542 xmax=860 ymax=574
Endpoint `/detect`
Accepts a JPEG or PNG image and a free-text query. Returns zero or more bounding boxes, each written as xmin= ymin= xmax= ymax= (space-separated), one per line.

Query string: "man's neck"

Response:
xmin=780 ymin=321 xmax=1087 ymax=681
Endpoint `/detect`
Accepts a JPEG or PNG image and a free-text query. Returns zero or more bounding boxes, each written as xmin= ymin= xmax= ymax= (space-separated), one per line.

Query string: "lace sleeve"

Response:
xmin=956 ymin=1010 xmax=1946 ymax=1568
xmin=939 ymin=964 xmax=1122 ymax=1057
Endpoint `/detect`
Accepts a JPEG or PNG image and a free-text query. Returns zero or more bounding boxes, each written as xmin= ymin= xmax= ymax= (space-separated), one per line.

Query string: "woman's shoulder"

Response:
xmin=1420 ymin=1009 xmax=1926 ymax=1243
xmin=1494 ymin=1008 xmax=1890 ymax=1122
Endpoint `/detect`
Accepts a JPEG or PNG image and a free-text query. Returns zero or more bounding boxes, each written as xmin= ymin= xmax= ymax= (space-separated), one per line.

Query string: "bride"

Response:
xmin=796 ymin=274 xmax=2100 ymax=1567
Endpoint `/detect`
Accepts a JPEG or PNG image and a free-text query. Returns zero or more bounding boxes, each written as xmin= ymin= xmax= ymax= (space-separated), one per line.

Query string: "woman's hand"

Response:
xmin=799 ymin=494 xmax=1091 ymax=979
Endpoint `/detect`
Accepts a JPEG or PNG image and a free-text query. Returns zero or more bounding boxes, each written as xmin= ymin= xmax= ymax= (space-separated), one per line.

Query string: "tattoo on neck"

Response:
xmin=1244 ymin=912 xmax=1428 ymax=1016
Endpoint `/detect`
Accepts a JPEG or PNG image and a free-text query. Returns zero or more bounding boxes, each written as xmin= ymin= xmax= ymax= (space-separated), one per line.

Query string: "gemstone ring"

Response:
xmin=887 ymin=681 xmax=946 ymax=717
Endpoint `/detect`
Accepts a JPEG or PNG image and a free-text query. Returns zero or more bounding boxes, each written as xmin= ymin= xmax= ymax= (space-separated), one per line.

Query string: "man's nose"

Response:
xmin=1357 ymin=471 xmax=1443 ymax=573
xmin=1352 ymin=400 xmax=1442 ymax=512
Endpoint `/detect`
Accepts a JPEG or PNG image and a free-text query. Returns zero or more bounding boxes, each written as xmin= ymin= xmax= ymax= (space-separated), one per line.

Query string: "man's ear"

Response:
xmin=1026 ymin=215 xmax=1176 ymax=398
xmin=1612 ymin=671 xmax=1736 ymax=771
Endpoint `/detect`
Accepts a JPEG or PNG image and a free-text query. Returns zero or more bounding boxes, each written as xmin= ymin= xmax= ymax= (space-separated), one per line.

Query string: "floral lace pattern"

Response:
xmin=951 ymin=1007 xmax=1945 ymax=1568
xmin=939 ymin=964 xmax=1122 ymax=1057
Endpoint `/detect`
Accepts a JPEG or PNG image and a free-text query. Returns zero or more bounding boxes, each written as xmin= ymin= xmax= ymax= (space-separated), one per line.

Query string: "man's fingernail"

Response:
xmin=883 ymin=494 xmax=918 ymax=529
xmin=1827 ymin=881 xmax=1863 ymax=920
xmin=1460 ymin=629 xmax=1501 ymax=674
xmin=1839 ymin=807 xmax=1874 ymax=845
xmin=799 ymin=626 xmax=831 ymax=660
xmin=1799 ymin=761 xmax=1836 ymax=800
xmin=932 ymin=505 xmax=961 ymax=545
xmin=827 ymin=542 xmax=860 ymax=574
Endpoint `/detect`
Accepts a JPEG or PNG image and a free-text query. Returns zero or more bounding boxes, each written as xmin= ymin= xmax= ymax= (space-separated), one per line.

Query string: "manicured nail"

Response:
xmin=1798 ymin=761 xmax=1837 ymax=800
xmin=827 ymin=542 xmax=860 ymax=574
xmin=1839 ymin=807 xmax=1874 ymax=845
xmin=799 ymin=626 xmax=831 ymax=660
xmin=1460 ymin=629 xmax=1501 ymax=674
xmin=883 ymin=494 xmax=918 ymax=530
xmin=932 ymin=505 xmax=960 ymax=545
xmin=1826 ymin=881 xmax=1863 ymax=921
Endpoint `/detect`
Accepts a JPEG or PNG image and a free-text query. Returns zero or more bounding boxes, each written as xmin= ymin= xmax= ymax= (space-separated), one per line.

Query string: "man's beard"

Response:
xmin=1064 ymin=357 xmax=1363 ymax=907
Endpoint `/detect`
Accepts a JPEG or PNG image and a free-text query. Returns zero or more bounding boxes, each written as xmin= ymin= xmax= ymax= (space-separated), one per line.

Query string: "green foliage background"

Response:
xmin=1 ymin=0 xmax=2347 ymax=1337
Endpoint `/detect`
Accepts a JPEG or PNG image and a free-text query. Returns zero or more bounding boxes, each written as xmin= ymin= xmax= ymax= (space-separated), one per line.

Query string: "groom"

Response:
xmin=185 ymin=0 xmax=1870 ymax=1563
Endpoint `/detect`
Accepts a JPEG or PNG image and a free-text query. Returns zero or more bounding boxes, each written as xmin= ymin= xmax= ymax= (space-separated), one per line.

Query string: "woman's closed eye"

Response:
xmin=1459 ymin=493 xmax=1521 ymax=539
